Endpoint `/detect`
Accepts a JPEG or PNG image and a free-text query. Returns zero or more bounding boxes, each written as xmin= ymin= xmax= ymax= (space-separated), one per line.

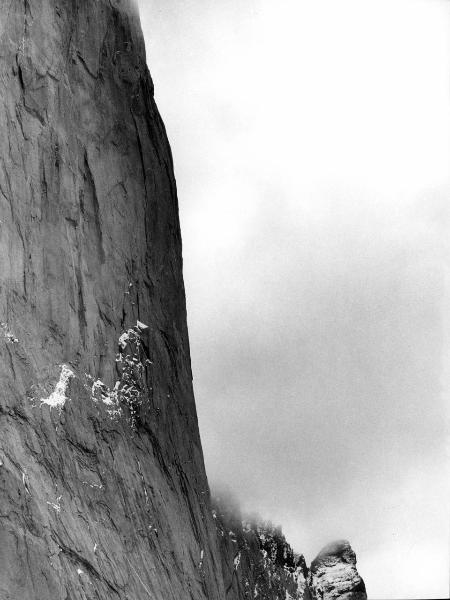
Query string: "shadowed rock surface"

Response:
xmin=0 ymin=1 xmax=225 ymax=598
xmin=308 ymin=541 xmax=367 ymax=600
xmin=212 ymin=494 xmax=312 ymax=600
xmin=0 ymin=1 xmax=367 ymax=599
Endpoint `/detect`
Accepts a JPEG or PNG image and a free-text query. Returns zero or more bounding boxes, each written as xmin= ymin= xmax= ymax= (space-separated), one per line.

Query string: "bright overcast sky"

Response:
xmin=138 ymin=1 xmax=450 ymax=598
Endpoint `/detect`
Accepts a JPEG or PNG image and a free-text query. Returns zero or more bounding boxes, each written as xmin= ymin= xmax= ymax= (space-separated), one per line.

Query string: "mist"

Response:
xmin=137 ymin=1 xmax=450 ymax=598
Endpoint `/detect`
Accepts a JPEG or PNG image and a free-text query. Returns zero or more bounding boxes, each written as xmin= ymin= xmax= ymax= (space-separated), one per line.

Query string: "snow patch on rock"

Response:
xmin=1 ymin=322 xmax=18 ymax=344
xmin=34 ymin=319 xmax=150 ymax=422
xmin=47 ymin=495 xmax=62 ymax=513
xmin=86 ymin=320 xmax=151 ymax=423
xmin=40 ymin=365 xmax=75 ymax=409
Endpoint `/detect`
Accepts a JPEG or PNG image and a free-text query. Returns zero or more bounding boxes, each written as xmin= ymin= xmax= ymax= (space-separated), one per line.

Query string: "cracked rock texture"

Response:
xmin=0 ymin=1 xmax=224 ymax=598
xmin=213 ymin=495 xmax=311 ymax=600
xmin=0 ymin=1 xmax=367 ymax=599
xmin=308 ymin=541 xmax=367 ymax=600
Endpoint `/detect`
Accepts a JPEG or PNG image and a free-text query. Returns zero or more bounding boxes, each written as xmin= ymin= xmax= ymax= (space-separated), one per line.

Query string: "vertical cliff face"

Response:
xmin=0 ymin=1 xmax=225 ymax=598
xmin=211 ymin=498 xmax=367 ymax=600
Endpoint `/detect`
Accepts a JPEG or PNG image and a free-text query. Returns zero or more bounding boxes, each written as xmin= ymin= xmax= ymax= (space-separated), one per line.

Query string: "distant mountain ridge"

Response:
xmin=212 ymin=494 xmax=366 ymax=600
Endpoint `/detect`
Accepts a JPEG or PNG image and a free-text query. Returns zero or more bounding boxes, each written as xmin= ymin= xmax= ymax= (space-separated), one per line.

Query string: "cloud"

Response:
xmin=138 ymin=1 xmax=450 ymax=598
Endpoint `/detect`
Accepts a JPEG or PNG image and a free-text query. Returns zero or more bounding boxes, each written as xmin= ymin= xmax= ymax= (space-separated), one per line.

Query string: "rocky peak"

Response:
xmin=308 ymin=540 xmax=367 ymax=600
xmin=212 ymin=495 xmax=367 ymax=600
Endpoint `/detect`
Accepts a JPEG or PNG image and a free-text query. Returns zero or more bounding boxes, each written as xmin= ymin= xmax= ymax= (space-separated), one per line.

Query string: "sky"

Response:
xmin=137 ymin=1 xmax=450 ymax=598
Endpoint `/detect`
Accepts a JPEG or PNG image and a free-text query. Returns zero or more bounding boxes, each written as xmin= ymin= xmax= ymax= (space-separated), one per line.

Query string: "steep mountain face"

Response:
xmin=0 ymin=2 xmax=367 ymax=599
xmin=0 ymin=1 xmax=225 ymax=598
xmin=212 ymin=498 xmax=367 ymax=600
xmin=213 ymin=495 xmax=311 ymax=600
xmin=308 ymin=541 xmax=367 ymax=600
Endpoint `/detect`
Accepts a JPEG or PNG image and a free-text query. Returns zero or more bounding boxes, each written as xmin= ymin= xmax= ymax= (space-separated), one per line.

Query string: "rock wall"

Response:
xmin=213 ymin=495 xmax=311 ymax=600
xmin=0 ymin=1 xmax=225 ymax=598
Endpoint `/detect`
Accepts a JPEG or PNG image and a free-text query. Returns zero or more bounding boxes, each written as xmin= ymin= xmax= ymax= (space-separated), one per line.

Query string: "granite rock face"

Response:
xmin=0 ymin=1 xmax=225 ymax=598
xmin=308 ymin=541 xmax=367 ymax=600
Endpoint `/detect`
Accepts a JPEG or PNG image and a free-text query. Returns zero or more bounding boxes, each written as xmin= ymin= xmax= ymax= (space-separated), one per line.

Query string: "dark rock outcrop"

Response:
xmin=212 ymin=494 xmax=311 ymax=599
xmin=308 ymin=541 xmax=367 ymax=600
xmin=212 ymin=498 xmax=366 ymax=600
